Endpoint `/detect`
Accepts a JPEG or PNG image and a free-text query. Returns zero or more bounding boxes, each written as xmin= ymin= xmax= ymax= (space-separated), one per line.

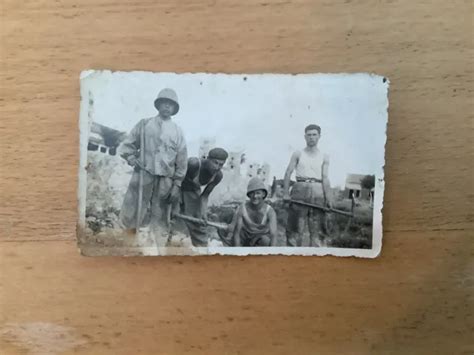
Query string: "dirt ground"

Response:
xmin=81 ymin=196 xmax=372 ymax=253
xmin=82 ymin=152 xmax=373 ymax=251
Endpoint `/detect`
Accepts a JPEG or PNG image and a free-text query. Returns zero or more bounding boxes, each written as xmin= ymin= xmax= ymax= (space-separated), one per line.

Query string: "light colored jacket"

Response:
xmin=119 ymin=115 xmax=187 ymax=185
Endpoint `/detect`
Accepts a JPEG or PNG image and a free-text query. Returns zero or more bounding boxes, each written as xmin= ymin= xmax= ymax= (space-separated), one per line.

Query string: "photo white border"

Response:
xmin=77 ymin=70 xmax=388 ymax=258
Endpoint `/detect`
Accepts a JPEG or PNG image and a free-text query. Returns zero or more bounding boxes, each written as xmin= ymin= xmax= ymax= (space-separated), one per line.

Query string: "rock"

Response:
xmin=86 ymin=151 xmax=132 ymax=214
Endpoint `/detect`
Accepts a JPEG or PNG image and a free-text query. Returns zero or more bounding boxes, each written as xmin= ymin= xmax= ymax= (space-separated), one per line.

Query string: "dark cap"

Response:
xmin=208 ymin=147 xmax=228 ymax=161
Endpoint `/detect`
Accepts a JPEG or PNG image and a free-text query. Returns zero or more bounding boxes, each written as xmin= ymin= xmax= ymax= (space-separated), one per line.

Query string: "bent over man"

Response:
xmin=181 ymin=148 xmax=228 ymax=246
xmin=283 ymin=124 xmax=332 ymax=247
xmin=119 ymin=88 xmax=187 ymax=235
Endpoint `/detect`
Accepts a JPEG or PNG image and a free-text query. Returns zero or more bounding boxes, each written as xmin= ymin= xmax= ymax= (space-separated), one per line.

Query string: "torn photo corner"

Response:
xmin=77 ymin=71 xmax=389 ymax=258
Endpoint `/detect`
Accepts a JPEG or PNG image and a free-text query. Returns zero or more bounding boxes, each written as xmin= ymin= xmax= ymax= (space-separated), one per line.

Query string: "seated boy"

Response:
xmin=230 ymin=177 xmax=278 ymax=247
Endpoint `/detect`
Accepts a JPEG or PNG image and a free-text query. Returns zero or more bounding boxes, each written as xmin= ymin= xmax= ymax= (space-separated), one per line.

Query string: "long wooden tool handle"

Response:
xmin=290 ymin=199 xmax=353 ymax=217
xmin=135 ymin=124 xmax=145 ymax=234
xmin=173 ymin=213 xmax=229 ymax=231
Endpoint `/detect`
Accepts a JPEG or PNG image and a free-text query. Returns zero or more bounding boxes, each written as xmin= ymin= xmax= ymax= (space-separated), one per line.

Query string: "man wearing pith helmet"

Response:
xmin=229 ymin=177 xmax=278 ymax=247
xmin=283 ymin=124 xmax=332 ymax=247
xmin=119 ymin=88 xmax=188 ymax=236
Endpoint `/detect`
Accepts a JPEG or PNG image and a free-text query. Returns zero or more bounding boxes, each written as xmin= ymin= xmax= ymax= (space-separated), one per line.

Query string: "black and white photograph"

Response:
xmin=78 ymin=71 xmax=388 ymax=257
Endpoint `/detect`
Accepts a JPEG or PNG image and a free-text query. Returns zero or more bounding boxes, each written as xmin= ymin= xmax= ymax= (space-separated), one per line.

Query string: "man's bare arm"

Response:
xmin=231 ymin=205 xmax=244 ymax=246
xmin=322 ymin=155 xmax=332 ymax=207
xmin=283 ymin=151 xmax=299 ymax=200
xmin=199 ymin=172 xmax=223 ymax=219
xmin=268 ymin=208 xmax=278 ymax=246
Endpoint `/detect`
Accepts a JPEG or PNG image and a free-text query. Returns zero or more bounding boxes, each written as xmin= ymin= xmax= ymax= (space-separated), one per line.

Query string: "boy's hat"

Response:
xmin=247 ymin=177 xmax=268 ymax=199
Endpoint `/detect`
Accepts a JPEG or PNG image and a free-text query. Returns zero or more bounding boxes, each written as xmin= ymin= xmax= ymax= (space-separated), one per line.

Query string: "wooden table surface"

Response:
xmin=1 ymin=1 xmax=472 ymax=354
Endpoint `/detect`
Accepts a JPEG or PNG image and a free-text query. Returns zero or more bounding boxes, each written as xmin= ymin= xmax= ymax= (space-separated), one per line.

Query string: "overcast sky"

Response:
xmin=81 ymin=71 xmax=388 ymax=188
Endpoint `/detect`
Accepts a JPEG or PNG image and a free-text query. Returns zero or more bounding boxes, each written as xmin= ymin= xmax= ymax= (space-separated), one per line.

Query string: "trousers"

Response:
xmin=286 ymin=181 xmax=327 ymax=246
xmin=119 ymin=169 xmax=175 ymax=233
xmin=181 ymin=190 xmax=209 ymax=247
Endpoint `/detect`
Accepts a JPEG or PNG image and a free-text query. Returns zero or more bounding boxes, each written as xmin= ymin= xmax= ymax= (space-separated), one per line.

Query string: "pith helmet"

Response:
xmin=247 ymin=177 xmax=268 ymax=199
xmin=154 ymin=88 xmax=179 ymax=115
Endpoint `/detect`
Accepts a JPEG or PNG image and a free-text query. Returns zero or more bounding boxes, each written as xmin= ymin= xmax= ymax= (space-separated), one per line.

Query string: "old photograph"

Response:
xmin=77 ymin=71 xmax=388 ymax=257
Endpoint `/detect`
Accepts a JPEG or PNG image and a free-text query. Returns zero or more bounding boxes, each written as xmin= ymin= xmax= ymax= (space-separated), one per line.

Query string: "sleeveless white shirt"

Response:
xmin=295 ymin=149 xmax=327 ymax=180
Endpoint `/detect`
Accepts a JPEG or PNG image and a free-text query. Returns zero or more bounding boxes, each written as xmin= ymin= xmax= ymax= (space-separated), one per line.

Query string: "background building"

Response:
xmin=88 ymin=122 xmax=126 ymax=156
xmin=344 ymin=173 xmax=372 ymax=200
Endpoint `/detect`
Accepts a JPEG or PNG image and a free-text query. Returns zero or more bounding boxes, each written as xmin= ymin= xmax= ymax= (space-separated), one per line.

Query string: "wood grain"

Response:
xmin=1 ymin=232 xmax=472 ymax=354
xmin=0 ymin=0 xmax=472 ymax=353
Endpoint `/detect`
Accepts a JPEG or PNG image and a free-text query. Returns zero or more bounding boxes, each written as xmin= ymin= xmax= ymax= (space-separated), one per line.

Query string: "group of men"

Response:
xmin=117 ymin=88 xmax=332 ymax=247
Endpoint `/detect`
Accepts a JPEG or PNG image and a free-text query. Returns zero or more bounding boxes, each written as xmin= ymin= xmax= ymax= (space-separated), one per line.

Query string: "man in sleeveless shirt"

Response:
xmin=181 ymin=147 xmax=228 ymax=246
xmin=283 ymin=124 xmax=332 ymax=247
xmin=118 ymin=88 xmax=187 ymax=236
xmin=230 ymin=177 xmax=278 ymax=247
